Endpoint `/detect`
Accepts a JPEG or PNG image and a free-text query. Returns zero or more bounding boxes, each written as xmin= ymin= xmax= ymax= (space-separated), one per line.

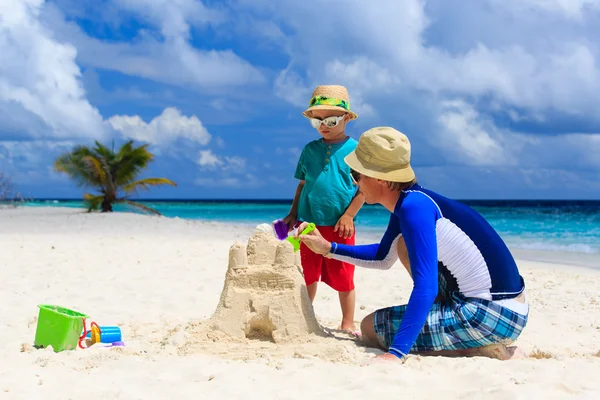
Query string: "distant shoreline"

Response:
xmin=22 ymin=198 xmax=600 ymax=207
xmin=5 ymin=205 xmax=599 ymax=270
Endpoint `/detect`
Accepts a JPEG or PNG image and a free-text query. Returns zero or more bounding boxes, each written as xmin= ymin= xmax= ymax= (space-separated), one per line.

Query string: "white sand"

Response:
xmin=1 ymin=207 xmax=600 ymax=399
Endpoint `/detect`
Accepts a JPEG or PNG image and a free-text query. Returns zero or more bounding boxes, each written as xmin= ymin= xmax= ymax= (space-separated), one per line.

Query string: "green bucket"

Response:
xmin=34 ymin=305 xmax=89 ymax=352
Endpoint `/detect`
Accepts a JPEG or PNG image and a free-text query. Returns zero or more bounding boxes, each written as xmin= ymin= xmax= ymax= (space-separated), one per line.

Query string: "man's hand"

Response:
xmin=294 ymin=222 xmax=332 ymax=255
xmin=334 ymin=213 xmax=355 ymax=239
xmin=361 ymin=352 xmax=404 ymax=366
xmin=374 ymin=352 xmax=403 ymax=362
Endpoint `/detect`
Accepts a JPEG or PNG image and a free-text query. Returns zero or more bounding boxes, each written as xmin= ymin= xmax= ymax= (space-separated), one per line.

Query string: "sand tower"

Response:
xmin=206 ymin=230 xmax=326 ymax=343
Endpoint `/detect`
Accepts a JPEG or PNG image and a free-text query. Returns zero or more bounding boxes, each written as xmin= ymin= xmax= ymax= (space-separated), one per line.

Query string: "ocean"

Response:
xmin=23 ymin=199 xmax=600 ymax=255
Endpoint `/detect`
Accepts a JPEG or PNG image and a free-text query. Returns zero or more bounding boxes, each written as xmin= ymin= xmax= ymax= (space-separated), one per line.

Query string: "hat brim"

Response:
xmin=344 ymin=150 xmax=415 ymax=183
xmin=302 ymin=105 xmax=358 ymax=120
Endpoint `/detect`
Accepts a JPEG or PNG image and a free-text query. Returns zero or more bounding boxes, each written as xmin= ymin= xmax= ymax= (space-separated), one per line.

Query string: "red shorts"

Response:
xmin=299 ymin=225 xmax=356 ymax=292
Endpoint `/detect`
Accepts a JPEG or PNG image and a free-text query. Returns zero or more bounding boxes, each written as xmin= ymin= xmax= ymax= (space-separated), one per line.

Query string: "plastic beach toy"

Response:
xmin=78 ymin=320 xmax=125 ymax=348
xmin=272 ymin=219 xmax=289 ymax=241
xmin=34 ymin=304 xmax=89 ymax=352
xmin=272 ymin=220 xmax=316 ymax=252
xmin=86 ymin=325 xmax=123 ymax=344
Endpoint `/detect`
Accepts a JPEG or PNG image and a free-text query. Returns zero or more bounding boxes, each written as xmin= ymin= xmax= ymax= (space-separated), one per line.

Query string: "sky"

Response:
xmin=1 ymin=0 xmax=600 ymax=200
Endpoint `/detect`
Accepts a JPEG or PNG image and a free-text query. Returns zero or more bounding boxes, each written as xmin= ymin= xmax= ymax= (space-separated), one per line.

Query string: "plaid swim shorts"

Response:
xmin=373 ymin=291 xmax=528 ymax=353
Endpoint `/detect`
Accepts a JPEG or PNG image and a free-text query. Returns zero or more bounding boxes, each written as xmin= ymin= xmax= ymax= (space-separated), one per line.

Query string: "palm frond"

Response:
xmin=121 ymin=178 xmax=177 ymax=195
xmin=114 ymin=144 xmax=154 ymax=186
xmin=81 ymin=156 xmax=108 ymax=186
xmin=93 ymin=141 xmax=117 ymax=164
xmin=55 ymin=140 xmax=176 ymax=212
xmin=83 ymin=193 xmax=104 ymax=212
xmin=121 ymin=199 xmax=162 ymax=215
xmin=53 ymin=146 xmax=104 ymax=188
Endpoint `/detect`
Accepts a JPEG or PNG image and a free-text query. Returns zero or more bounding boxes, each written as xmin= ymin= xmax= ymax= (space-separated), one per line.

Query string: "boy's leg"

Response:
xmin=338 ymin=289 xmax=356 ymax=331
xmin=306 ymin=282 xmax=318 ymax=302
xmin=299 ymin=241 xmax=324 ymax=303
xmin=319 ymin=226 xmax=356 ymax=332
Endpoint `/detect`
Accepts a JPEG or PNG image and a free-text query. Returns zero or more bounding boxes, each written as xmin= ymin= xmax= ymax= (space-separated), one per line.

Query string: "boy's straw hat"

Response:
xmin=344 ymin=126 xmax=415 ymax=183
xmin=302 ymin=85 xmax=358 ymax=120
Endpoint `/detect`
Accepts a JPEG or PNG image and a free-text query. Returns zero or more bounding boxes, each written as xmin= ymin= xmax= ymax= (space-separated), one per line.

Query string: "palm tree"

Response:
xmin=53 ymin=140 xmax=176 ymax=215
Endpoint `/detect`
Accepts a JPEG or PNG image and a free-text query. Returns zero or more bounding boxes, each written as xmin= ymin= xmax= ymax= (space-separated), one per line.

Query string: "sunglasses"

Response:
xmin=310 ymin=115 xmax=345 ymax=129
xmin=350 ymin=169 xmax=361 ymax=184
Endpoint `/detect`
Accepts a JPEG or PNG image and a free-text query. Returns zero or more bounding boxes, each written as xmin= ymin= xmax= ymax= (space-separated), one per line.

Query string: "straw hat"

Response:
xmin=344 ymin=126 xmax=415 ymax=183
xmin=302 ymin=85 xmax=358 ymax=120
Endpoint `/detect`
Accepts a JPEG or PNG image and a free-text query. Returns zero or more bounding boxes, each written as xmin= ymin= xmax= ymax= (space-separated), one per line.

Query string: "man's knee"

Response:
xmin=360 ymin=313 xmax=384 ymax=349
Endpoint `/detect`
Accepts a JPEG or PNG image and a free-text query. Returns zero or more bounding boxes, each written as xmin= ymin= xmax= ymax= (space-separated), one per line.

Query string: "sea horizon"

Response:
xmin=26 ymin=198 xmax=600 ymax=203
xmin=20 ymin=198 xmax=600 ymax=258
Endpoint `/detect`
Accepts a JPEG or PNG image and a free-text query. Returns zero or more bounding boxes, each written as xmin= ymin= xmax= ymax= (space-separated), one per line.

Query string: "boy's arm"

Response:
xmin=289 ymin=180 xmax=305 ymax=217
xmin=334 ymin=190 xmax=365 ymax=238
xmin=283 ymin=180 xmax=305 ymax=230
xmin=343 ymin=190 xmax=365 ymax=218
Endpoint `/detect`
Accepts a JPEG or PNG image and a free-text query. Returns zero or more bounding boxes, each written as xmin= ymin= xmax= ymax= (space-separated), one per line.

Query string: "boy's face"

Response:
xmin=310 ymin=109 xmax=349 ymax=141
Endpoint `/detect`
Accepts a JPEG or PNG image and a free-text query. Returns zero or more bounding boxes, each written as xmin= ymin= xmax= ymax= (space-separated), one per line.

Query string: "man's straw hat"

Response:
xmin=302 ymin=85 xmax=358 ymax=120
xmin=344 ymin=126 xmax=415 ymax=183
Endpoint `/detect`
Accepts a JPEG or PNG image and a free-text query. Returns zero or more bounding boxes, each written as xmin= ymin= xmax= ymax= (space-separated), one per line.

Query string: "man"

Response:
xmin=296 ymin=126 xmax=529 ymax=361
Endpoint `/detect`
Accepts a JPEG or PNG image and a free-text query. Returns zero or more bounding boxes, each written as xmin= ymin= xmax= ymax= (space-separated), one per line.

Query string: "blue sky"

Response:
xmin=1 ymin=0 xmax=600 ymax=200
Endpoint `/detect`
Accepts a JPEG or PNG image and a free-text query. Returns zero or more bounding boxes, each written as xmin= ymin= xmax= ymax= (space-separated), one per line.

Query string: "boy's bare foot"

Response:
xmin=338 ymin=323 xmax=358 ymax=335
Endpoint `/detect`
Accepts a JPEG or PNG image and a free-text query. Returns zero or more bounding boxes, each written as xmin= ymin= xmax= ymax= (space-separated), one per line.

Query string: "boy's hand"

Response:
xmin=334 ymin=213 xmax=355 ymax=239
xmin=282 ymin=213 xmax=297 ymax=231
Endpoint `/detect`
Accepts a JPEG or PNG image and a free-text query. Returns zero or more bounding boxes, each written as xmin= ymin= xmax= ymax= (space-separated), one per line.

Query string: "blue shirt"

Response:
xmin=294 ymin=137 xmax=358 ymax=226
xmin=329 ymin=184 xmax=525 ymax=357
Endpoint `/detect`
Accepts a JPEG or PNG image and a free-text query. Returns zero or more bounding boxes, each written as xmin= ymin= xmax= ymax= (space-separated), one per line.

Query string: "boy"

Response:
xmin=282 ymin=84 xmax=365 ymax=332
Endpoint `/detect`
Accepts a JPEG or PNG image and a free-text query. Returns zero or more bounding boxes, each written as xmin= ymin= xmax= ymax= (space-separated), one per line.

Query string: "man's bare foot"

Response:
xmin=475 ymin=344 xmax=525 ymax=360
xmin=506 ymin=346 xmax=526 ymax=359
xmin=413 ymin=344 xmax=526 ymax=360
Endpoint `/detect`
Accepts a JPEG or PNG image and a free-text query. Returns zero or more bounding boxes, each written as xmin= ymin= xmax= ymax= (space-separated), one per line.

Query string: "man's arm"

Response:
xmin=328 ymin=214 xmax=402 ymax=270
xmin=387 ymin=198 xmax=439 ymax=358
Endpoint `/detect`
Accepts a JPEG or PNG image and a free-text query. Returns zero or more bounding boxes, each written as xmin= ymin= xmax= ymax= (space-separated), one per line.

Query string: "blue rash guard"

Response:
xmin=328 ymin=184 xmax=525 ymax=358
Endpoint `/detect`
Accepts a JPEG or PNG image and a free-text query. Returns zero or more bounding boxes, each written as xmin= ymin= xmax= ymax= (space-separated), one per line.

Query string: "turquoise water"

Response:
xmin=24 ymin=199 xmax=600 ymax=254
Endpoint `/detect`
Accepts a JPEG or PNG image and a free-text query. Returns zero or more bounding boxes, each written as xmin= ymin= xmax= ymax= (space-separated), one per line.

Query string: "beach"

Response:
xmin=1 ymin=207 xmax=599 ymax=399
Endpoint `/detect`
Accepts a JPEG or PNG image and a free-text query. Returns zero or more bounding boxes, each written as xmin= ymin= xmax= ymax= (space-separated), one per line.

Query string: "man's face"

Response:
xmin=351 ymin=169 xmax=381 ymax=204
xmin=310 ymin=110 xmax=348 ymax=141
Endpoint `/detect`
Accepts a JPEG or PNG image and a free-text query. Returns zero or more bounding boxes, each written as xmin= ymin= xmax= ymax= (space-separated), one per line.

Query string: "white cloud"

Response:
xmin=197 ymin=149 xmax=247 ymax=171
xmin=195 ymin=172 xmax=260 ymax=188
xmin=252 ymin=0 xmax=600 ymax=119
xmin=0 ymin=140 xmax=77 ymax=183
xmin=106 ymin=107 xmax=211 ymax=146
xmin=214 ymin=137 xmax=226 ymax=148
xmin=0 ymin=0 xmax=105 ymax=140
xmin=489 ymin=0 xmax=600 ymax=20
xmin=198 ymin=149 xmax=222 ymax=167
xmin=113 ymin=0 xmax=225 ymax=38
xmin=240 ymin=0 xmax=600 ymax=178
xmin=431 ymin=99 xmax=600 ymax=174
xmin=436 ymin=100 xmax=516 ymax=166
xmin=41 ymin=0 xmax=265 ymax=90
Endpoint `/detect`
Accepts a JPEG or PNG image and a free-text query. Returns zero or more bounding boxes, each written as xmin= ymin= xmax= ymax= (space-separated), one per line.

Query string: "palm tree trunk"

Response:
xmin=101 ymin=199 xmax=113 ymax=212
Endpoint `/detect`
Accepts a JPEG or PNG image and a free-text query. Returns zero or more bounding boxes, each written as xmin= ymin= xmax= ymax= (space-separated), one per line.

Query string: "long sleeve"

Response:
xmin=328 ymin=213 xmax=402 ymax=270
xmin=388 ymin=195 xmax=439 ymax=357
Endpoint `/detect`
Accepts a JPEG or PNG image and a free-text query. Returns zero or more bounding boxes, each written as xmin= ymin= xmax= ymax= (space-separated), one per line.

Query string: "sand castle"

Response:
xmin=205 ymin=230 xmax=326 ymax=343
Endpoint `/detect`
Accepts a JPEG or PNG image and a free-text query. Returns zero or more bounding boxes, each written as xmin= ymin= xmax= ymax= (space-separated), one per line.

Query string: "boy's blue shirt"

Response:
xmin=294 ymin=136 xmax=358 ymax=226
